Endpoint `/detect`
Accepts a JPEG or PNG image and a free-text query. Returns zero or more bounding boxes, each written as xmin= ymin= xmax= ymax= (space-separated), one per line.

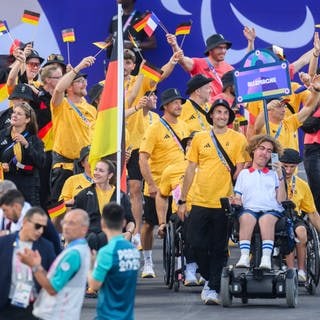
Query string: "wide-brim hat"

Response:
xmin=204 ymin=34 xmax=232 ymax=56
xmin=8 ymin=83 xmax=34 ymax=101
xmin=73 ymin=72 xmax=88 ymax=81
xmin=221 ymin=70 xmax=234 ymax=91
xmin=26 ymin=49 xmax=44 ymax=64
xmin=42 ymin=53 xmax=66 ymax=71
xmin=78 ymin=145 xmax=91 ymax=167
xmin=186 ymin=74 xmax=214 ymax=95
xmin=160 ymin=88 xmax=186 ymax=110
xmin=206 ymin=98 xmax=235 ymax=125
xmin=279 ymin=148 xmax=302 ymax=164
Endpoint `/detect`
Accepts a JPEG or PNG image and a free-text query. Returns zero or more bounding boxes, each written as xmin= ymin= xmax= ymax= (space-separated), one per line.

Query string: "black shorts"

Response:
xmin=143 ymin=195 xmax=172 ymax=226
xmin=126 ymin=149 xmax=142 ymax=181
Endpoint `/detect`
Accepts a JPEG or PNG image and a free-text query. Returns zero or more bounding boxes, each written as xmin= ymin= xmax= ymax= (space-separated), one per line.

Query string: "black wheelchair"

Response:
xmin=163 ymin=215 xmax=185 ymax=292
xmin=219 ymin=198 xmax=298 ymax=308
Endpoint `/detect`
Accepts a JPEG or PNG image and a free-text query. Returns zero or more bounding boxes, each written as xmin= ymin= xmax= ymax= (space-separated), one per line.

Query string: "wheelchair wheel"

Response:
xmin=167 ymin=220 xmax=176 ymax=289
xmin=163 ymin=221 xmax=174 ymax=287
xmin=306 ymin=225 xmax=320 ymax=293
xmin=286 ymin=268 xmax=298 ymax=308
xmin=220 ymin=267 xmax=233 ymax=307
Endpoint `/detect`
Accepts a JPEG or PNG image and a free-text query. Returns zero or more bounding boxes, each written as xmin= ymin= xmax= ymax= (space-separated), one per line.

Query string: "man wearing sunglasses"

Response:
xmin=0 ymin=207 xmax=56 ymax=320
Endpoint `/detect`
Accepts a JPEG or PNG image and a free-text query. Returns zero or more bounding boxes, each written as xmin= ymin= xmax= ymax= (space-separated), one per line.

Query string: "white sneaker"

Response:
xmin=201 ymin=281 xmax=210 ymax=301
xmin=204 ymin=290 xmax=221 ymax=305
xmin=184 ymin=270 xmax=198 ymax=286
xmin=198 ymin=276 xmax=205 ymax=286
xmin=298 ymin=269 xmax=307 ymax=282
xmin=259 ymin=255 xmax=271 ymax=270
xmin=141 ymin=263 xmax=156 ymax=278
xmin=132 ymin=234 xmax=142 ymax=250
xmin=236 ymin=255 xmax=250 ymax=268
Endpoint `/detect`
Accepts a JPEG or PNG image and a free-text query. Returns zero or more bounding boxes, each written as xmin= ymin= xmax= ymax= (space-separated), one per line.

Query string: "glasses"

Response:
xmin=47 ymin=53 xmax=64 ymax=62
xmin=73 ymin=78 xmax=87 ymax=84
xmin=28 ymin=220 xmax=46 ymax=230
xmin=27 ymin=62 xmax=40 ymax=68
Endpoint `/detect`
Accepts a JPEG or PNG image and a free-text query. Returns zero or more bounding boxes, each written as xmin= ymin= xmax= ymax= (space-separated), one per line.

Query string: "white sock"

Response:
xmin=143 ymin=250 xmax=153 ymax=265
xmin=239 ymin=240 xmax=250 ymax=256
xmin=262 ymin=240 xmax=274 ymax=257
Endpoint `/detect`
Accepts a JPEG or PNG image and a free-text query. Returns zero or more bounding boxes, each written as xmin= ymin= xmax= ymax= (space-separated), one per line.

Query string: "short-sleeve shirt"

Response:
xmin=190 ymin=58 xmax=233 ymax=102
xmin=92 ymin=235 xmax=140 ymax=320
xmin=187 ymin=129 xmax=248 ymax=208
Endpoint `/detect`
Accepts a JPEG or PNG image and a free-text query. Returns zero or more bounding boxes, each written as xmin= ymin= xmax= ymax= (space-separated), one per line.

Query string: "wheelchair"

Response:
xmin=163 ymin=215 xmax=185 ymax=292
xmin=219 ymin=198 xmax=298 ymax=308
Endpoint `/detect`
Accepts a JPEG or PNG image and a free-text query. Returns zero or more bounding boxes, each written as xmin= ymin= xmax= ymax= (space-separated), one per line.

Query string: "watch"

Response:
xmin=31 ymin=265 xmax=43 ymax=273
xmin=177 ymin=199 xmax=187 ymax=205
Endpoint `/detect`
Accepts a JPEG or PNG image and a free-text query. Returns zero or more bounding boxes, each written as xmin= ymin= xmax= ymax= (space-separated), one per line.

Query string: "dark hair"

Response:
xmin=13 ymin=102 xmax=38 ymax=134
xmin=102 ymin=202 xmax=124 ymax=230
xmin=0 ymin=189 xmax=25 ymax=206
xmin=24 ymin=206 xmax=47 ymax=220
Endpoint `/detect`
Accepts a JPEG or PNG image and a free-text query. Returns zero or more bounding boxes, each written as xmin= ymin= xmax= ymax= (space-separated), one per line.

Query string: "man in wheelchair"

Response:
xmin=280 ymin=148 xmax=320 ymax=283
xmin=233 ymin=135 xmax=286 ymax=270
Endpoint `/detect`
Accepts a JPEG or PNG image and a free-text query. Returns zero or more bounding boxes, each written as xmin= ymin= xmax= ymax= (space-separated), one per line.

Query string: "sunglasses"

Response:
xmin=47 ymin=53 xmax=64 ymax=62
xmin=27 ymin=62 xmax=40 ymax=68
xmin=28 ymin=220 xmax=46 ymax=230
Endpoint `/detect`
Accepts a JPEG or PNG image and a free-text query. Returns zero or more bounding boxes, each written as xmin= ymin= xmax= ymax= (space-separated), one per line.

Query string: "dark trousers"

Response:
xmin=0 ymin=304 xmax=38 ymax=320
xmin=39 ymin=151 xmax=52 ymax=209
xmin=188 ymin=206 xmax=229 ymax=292
xmin=304 ymin=146 xmax=320 ymax=212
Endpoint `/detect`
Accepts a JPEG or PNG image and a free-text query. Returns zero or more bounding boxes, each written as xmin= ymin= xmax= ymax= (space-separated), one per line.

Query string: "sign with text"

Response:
xmin=234 ymin=60 xmax=291 ymax=103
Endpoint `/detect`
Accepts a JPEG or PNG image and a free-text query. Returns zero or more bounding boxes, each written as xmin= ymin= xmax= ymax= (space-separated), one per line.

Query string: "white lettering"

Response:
xmin=247 ymin=77 xmax=277 ymax=88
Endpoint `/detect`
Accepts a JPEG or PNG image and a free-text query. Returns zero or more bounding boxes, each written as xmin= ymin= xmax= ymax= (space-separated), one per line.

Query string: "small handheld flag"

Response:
xmin=144 ymin=12 xmax=160 ymax=37
xmin=62 ymin=28 xmax=75 ymax=42
xmin=133 ymin=12 xmax=151 ymax=32
xmin=141 ymin=61 xmax=163 ymax=82
xmin=93 ymin=41 xmax=111 ymax=50
xmin=21 ymin=10 xmax=40 ymax=25
xmin=47 ymin=200 xmax=66 ymax=219
xmin=0 ymin=20 xmax=9 ymax=35
xmin=175 ymin=21 xmax=192 ymax=36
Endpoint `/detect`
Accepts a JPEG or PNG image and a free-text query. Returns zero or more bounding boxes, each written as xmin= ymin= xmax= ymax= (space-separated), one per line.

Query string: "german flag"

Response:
xmin=47 ymin=200 xmax=66 ymax=219
xmin=175 ymin=21 xmax=192 ymax=36
xmin=141 ymin=61 xmax=163 ymax=83
xmin=62 ymin=28 xmax=75 ymax=43
xmin=0 ymin=21 xmax=8 ymax=35
xmin=21 ymin=10 xmax=40 ymax=25
xmin=128 ymin=32 xmax=139 ymax=49
xmin=89 ymin=33 xmax=127 ymax=192
xmin=132 ymin=12 xmax=151 ymax=32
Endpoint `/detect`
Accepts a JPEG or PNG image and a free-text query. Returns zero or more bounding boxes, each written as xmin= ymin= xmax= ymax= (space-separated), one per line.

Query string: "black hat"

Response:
xmin=279 ymin=148 xmax=302 ymax=164
xmin=73 ymin=72 xmax=88 ymax=81
xmin=221 ymin=71 xmax=234 ymax=91
xmin=42 ymin=53 xmax=66 ymax=71
xmin=26 ymin=50 xmax=44 ymax=64
xmin=88 ymin=82 xmax=104 ymax=105
xmin=160 ymin=88 xmax=186 ymax=110
xmin=206 ymin=98 xmax=235 ymax=125
xmin=78 ymin=145 xmax=91 ymax=167
xmin=186 ymin=74 xmax=213 ymax=95
xmin=181 ymin=131 xmax=198 ymax=152
xmin=8 ymin=83 xmax=34 ymax=101
xmin=204 ymin=34 xmax=232 ymax=56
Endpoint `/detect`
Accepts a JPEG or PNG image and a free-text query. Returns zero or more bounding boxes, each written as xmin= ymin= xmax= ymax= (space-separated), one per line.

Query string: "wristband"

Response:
xmin=177 ymin=199 xmax=186 ymax=205
xmin=31 ymin=265 xmax=43 ymax=273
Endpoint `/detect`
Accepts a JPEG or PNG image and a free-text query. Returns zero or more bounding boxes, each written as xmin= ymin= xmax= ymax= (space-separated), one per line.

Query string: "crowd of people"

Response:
xmin=0 ymin=0 xmax=320 ymax=318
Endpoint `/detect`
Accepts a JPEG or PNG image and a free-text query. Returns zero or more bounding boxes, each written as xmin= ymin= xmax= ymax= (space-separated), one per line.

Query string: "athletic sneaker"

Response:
xmin=198 ymin=276 xmax=205 ymax=286
xmin=204 ymin=290 xmax=221 ymax=305
xmin=184 ymin=270 xmax=198 ymax=286
xmin=132 ymin=233 xmax=142 ymax=251
xmin=141 ymin=263 xmax=156 ymax=278
xmin=298 ymin=269 xmax=307 ymax=282
xmin=200 ymin=281 xmax=210 ymax=301
xmin=259 ymin=255 xmax=271 ymax=270
xmin=236 ymin=255 xmax=250 ymax=268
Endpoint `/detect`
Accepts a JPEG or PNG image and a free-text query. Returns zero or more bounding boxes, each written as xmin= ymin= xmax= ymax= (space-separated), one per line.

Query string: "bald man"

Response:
xmin=19 ymin=209 xmax=90 ymax=320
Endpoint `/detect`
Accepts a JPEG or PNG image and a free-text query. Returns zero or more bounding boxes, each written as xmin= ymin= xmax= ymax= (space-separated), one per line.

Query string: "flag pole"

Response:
xmin=180 ymin=35 xmax=186 ymax=48
xmin=67 ymin=42 xmax=70 ymax=65
xmin=116 ymin=3 xmax=124 ymax=204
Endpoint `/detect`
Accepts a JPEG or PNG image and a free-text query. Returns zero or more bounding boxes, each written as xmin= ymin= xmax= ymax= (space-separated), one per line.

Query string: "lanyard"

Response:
xmin=13 ymin=234 xmax=32 ymax=281
xmin=3 ymin=131 xmax=29 ymax=153
xmin=123 ymin=10 xmax=136 ymax=33
xmin=67 ymin=99 xmax=90 ymax=127
xmin=274 ymin=122 xmax=283 ymax=139
xmin=209 ymin=130 xmax=231 ymax=172
xmin=160 ymin=118 xmax=184 ymax=153
xmin=289 ymin=175 xmax=296 ymax=200
xmin=194 ymin=107 xmax=206 ymax=130
xmin=148 ymin=111 xmax=153 ymax=125
xmin=206 ymin=58 xmax=223 ymax=87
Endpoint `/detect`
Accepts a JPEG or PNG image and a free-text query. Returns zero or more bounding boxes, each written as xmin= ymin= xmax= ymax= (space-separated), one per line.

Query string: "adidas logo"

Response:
xmin=164 ymin=134 xmax=170 ymax=139
xmin=204 ymin=143 xmax=211 ymax=148
xmin=86 ymin=190 xmax=94 ymax=196
xmin=76 ymin=185 xmax=83 ymax=190
xmin=0 ymin=139 xmax=7 ymax=145
xmin=189 ymin=114 xmax=196 ymax=120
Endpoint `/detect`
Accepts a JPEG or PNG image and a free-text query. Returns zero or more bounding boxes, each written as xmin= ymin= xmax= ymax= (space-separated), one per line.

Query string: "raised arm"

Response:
xmin=243 ymin=26 xmax=256 ymax=53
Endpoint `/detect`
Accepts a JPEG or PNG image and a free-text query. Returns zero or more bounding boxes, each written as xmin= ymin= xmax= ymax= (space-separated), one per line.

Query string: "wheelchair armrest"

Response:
xmin=281 ymin=200 xmax=296 ymax=211
xmin=220 ymin=197 xmax=242 ymax=218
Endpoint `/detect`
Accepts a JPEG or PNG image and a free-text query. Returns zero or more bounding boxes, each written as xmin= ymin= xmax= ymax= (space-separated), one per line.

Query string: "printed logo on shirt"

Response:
xmin=204 ymin=143 xmax=211 ymax=148
xmin=118 ymin=248 xmax=140 ymax=272
xmin=76 ymin=185 xmax=83 ymax=190
xmin=164 ymin=134 xmax=170 ymax=139
xmin=0 ymin=139 xmax=7 ymax=145
xmin=86 ymin=190 xmax=94 ymax=196
xmin=189 ymin=114 xmax=196 ymax=120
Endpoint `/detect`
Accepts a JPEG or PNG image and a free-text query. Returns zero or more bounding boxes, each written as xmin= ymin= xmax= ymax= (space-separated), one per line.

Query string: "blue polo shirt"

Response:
xmin=92 ymin=234 xmax=140 ymax=320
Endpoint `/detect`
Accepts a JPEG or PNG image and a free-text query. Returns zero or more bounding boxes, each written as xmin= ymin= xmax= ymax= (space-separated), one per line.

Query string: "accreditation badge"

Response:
xmin=11 ymin=281 xmax=32 ymax=308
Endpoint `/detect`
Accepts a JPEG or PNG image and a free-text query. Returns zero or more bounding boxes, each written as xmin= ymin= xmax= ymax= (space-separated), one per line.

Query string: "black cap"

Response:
xmin=204 ymin=34 xmax=232 ymax=56
xmin=42 ymin=53 xmax=66 ymax=71
xmin=26 ymin=50 xmax=44 ymax=64
xmin=186 ymin=74 xmax=213 ymax=95
xmin=8 ymin=83 xmax=34 ymax=101
xmin=73 ymin=73 xmax=88 ymax=81
xmin=160 ymin=88 xmax=186 ymax=110
xmin=78 ymin=146 xmax=91 ymax=167
xmin=206 ymin=98 xmax=235 ymax=125
xmin=279 ymin=148 xmax=302 ymax=164
xmin=88 ymin=82 xmax=103 ymax=105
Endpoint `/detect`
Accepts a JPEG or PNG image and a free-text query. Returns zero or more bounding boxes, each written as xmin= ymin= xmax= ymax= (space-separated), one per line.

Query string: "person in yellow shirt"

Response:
xmin=177 ymin=98 xmax=248 ymax=305
xmin=180 ymin=74 xmax=212 ymax=132
xmin=280 ymin=148 xmax=320 ymax=282
xmin=139 ymin=88 xmax=191 ymax=278
xmin=50 ymin=56 xmax=97 ymax=203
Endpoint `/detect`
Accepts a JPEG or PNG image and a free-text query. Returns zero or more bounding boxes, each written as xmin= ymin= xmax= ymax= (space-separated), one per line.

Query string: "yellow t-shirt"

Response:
xmin=51 ymin=97 xmax=97 ymax=160
xmin=288 ymin=175 xmax=316 ymax=214
xmin=180 ymin=99 xmax=211 ymax=132
xmin=159 ymin=159 xmax=195 ymax=213
xmin=59 ymin=173 xmax=93 ymax=202
xmin=140 ymin=119 xmax=191 ymax=195
xmin=261 ymin=114 xmax=301 ymax=151
xmin=187 ymin=129 xmax=248 ymax=208
xmin=96 ymin=185 xmax=116 ymax=214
